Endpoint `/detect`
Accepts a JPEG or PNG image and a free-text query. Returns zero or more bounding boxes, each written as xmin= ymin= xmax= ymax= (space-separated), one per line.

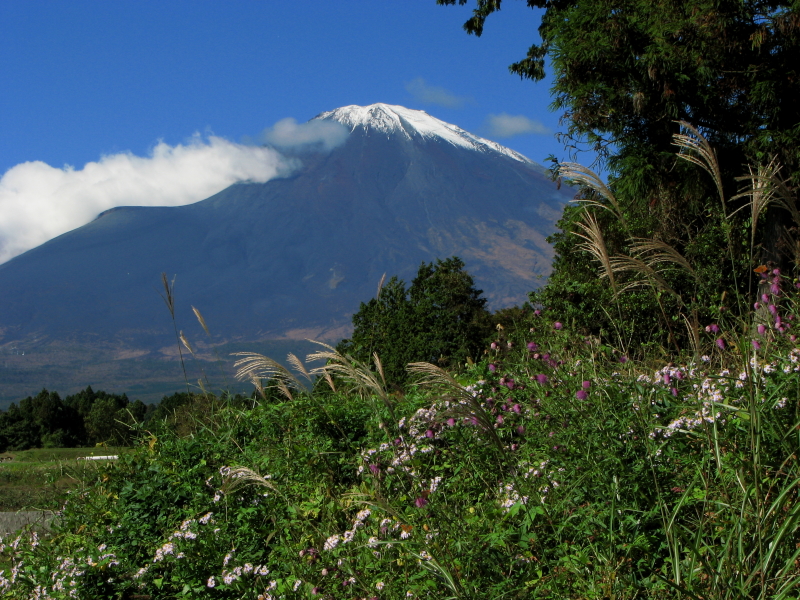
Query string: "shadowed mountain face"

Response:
xmin=0 ymin=104 xmax=572 ymax=404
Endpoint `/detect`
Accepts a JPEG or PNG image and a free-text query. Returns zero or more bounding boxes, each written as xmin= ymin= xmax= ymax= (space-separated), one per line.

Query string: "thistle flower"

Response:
xmin=582 ymin=380 xmax=591 ymax=389
xmin=715 ymin=338 xmax=725 ymax=350
xmin=752 ymin=340 xmax=761 ymax=350
xmin=575 ymin=390 xmax=588 ymax=400
xmin=527 ymin=341 xmax=538 ymax=351
xmin=553 ymin=322 xmax=563 ymax=330
xmin=536 ymin=374 xmax=548 ymax=385
xmin=705 ymin=324 xmax=720 ymax=333
xmin=415 ymin=497 xmax=429 ymax=508
xmin=757 ymin=324 xmax=766 ymax=335
xmin=671 ymin=387 xmax=678 ymax=397
xmin=488 ymin=364 xmax=496 ymax=372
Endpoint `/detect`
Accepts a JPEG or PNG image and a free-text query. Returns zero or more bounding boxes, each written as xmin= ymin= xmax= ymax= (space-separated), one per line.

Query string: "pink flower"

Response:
xmin=536 ymin=374 xmax=548 ymax=384
xmin=425 ymin=429 xmax=435 ymax=438
xmin=769 ymin=304 xmax=778 ymax=316
xmin=705 ymin=324 xmax=719 ymax=333
xmin=619 ymin=356 xmax=628 ymax=364
xmin=553 ymin=322 xmax=563 ymax=330
xmin=757 ymin=324 xmax=766 ymax=335
xmin=517 ymin=425 xmax=525 ymax=435
xmin=369 ymin=464 xmax=380 ymax=475
xmin=762 ymin=294 xmax=770 ymax=302
xmin=488 ymin=363 xmax=496 ymax=372
xmin=415 ymin=497 xmax=428 ymax=508
xmin=490 ymin=342 xmax=497 ymax=350
xmin=575 ymin=390 xmax=588 ymax=400
xmin=512 ymin=404 xmax=521 ymax=413
xmin=582 ymin=381 xmax=591 ymax=389
xmin=496 ymin=414 xmax=504 ymax=424
xmin=716 ymin=338 xmax=725 ymax=350
xmin=671 ymin=387 xmax=678 ymax=397
xmin=527 ymin=341 xmax=538 ymax=351
xmin=752 ymin=339 xmax=761 ymax=350
xmin=446 ymin=418 xmax=456 ymax=427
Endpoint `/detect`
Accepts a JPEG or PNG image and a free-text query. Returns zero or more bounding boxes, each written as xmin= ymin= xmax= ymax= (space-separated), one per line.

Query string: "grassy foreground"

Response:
xmin=2 ymin=305 xmax=800 ymax=599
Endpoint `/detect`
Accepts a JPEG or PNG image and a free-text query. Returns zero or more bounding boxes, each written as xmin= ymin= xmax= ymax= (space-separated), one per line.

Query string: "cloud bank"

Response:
xmin=405 ymin=78 xmax=468 ymax=109
xmin=0 ymin=136 xmax=295 ymax=264
xmin=484 ymin=113 xmax=550 ymax=138
xmin=260 ymin=117 xmax=349 ymax=151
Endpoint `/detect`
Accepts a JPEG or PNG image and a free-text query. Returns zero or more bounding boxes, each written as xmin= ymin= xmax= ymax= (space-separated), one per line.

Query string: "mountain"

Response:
xmin=0 ymin=103 xmax=572 ymax=405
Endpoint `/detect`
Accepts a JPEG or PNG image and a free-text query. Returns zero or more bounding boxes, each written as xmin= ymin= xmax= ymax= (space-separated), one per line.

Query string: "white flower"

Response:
xmin=376 ymin=581 xmax=385 ymax=590
xmin=207 ymin=576 xmax=216 ymax=588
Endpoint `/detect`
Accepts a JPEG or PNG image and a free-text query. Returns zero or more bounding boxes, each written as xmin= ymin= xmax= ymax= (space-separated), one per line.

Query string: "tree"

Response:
xmin=337 ymin=257 xmax=491 ymax=386
xmin=441 ymin=0 xmax=800 ymax=349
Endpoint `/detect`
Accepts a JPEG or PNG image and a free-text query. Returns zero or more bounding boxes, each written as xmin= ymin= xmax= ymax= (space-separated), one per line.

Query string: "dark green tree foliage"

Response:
xmin=442 ymin=0 xmax=800 ymax=349
xmin=0 ymin=387 xmax=149 ymax=451
xmin=338 ymin=257 xmax=491 ymax=386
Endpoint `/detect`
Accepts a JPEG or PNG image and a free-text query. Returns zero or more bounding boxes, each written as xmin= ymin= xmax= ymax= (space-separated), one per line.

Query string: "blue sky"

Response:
xmin=0 ymin=0 xmax=585 ymax=263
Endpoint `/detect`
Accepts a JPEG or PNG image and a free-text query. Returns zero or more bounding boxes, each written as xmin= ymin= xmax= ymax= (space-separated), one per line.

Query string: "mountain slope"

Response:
xmin=0 ymin=103 xmax=572 ymax=403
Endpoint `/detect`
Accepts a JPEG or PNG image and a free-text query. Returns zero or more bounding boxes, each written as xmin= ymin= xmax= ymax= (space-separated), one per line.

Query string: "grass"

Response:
xmin=0 ymin=447 xmax=130 ymax=511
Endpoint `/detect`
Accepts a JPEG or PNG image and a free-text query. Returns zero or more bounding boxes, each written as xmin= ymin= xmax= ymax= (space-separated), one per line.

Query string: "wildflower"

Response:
xmin=582 ymin=380 xmax=591 ymax=389
xmin=199 ymin=512 xmax=214 ymax=525
xmin=553 ymin=322 xmax=563 ymax=330
xmin=369 ymin=463 xmax=380 ymax=475
xmin=415 ymin=497 xmax=429 ymax=508
xmin=323 ymin=535 xmax=340 ymax=551
xmin=425 ymin=429 xmax=434 ymax=438
xmin=753 ymin=340 xmax=761 ymax=350
xmin=536 ymin=374 xmax=548 ymax=384
xmin=312 ymin=588 xmax=320 ymax=595
xmin=619 ymin=355 xmax=628 ymax=363
xmin=376 ymin=581 xmax=385 ymax=590
xmin=762 ymin=293 xmax=770 ymax=302
xmin=769 ymin=304 xmax=778 ymax=316
xmin=527 ymin=341 xmax=538 ymax=351
xmin=496 ymin=415 xmax=504 ymax=424
xmin=207 ymin=576 xmax=216 ymax=588
xmin=294 ymin=580 xmax=302 ymax=591
xmin=512 ymin=403 xmax=521 ymax=413
xmin=715 ymin=338 xmax=725 ymax=350
xmin=490 ymin=342 xmax=497 ymax=350
xmin=705 ymin=324 xmax=719 ymax=333
xmin=671 ymin=387 xmax=678 ymax=397
xmin=758 ymin=324 xmax=767 ymax=335
xmin=575 ymin=390 xmax=588 ymax=400
xmin=517 ymin=425 xmax=525 ymax=435
xmin=446 ymin=417 xmax=456 ymax=427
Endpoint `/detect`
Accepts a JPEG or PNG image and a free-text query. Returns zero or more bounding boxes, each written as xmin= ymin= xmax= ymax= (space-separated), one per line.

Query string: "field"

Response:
xmin=0 ymin=447 xmax=129 ymax=511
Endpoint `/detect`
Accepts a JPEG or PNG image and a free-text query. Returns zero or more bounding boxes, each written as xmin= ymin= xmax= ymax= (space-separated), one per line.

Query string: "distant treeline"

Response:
xmin=0 ymin=387 xmax=253 ymax=452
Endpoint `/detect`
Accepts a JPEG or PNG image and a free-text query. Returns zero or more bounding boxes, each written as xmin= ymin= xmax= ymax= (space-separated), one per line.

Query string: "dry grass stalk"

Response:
xmin=306 ymin=340 xmax=389 ymax=402
xmin=629 ymin=238 xmax=698 ymax=282
xmin=574 ymin=209 xmax=618 ymax=295
xmin=192 ymin=305 xmax=211 ymax=336
xmin=221 ymin=466 xmax=277 ymax=495
xmin=179 ymin=331 xmax=195 ymax=356
xmin=559 ymin=162 xmax=625 ymax=223
xmin=160 ymin=273 xmax=176 ymax=318
xmin=376 ymin=272 xmax=387 ymax=300
xmin=672 ymin=121 xmax=725 ymax=209
xmin=232 ymin=352 xmax=307 ymax=401
xmin=608 ymin=254 xmax=680 ymax=299
xmin=406 ymin=361 xmax=502 ymax=451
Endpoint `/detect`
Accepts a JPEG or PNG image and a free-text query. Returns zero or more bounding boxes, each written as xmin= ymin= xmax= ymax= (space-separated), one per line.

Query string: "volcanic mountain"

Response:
xmin=0 ymin=103 xmax=572 ymax=404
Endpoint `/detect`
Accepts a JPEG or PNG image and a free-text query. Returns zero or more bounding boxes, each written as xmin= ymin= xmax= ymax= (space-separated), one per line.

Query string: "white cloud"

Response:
xmin=260 ymin=117 xmax=349 ymax=151
xmin=405 ymin=78 xmax=468 ymax=109
xmin=0 ymin=135 xmax=295 ymax=264
xmin=484 ymin=113 xmax=550 ymax=138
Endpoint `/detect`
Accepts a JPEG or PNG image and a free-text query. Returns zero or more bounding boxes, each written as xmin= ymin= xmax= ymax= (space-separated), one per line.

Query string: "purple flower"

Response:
xmin=763 ymin=294 xmax=770 ymax=303
xmin=533 ymin=309 xmax=541 ymax=316
xmin=575 ymin=390 xmax=588 ymax=400
xmin=490 ymin=342 xmax=497 ymax=350
xmin=512 ymin=404 xmax=521 ymax=414
xmin=757 ymin=324 xmax=766 ymax=335
xmin=754 ymin=302 xmax=761 ymax=310
xmin=496 ymin=415 xmax=504 ymax=424
xmin=619 ymin=355 xmax=628 ymax=364
xmin=446 ymin=418 xmax=456 ymax=427
xmin=671 ymin=387 xmax=678 ymax=397
xmin=791 ymin=335 xmax=797 ymax=342
xmin=774 ymin=268 xmax=781 ymax=276
xmin=369 ymin=464 xmax=380 ymax=475
xmin=488 ymin=363 xmax=496 ymax=373
xmin=517 ymin=425 xmax=525 ymax=435
xmin=663 ymin=373 xmax=671 ymax=385
xmin=752 ymin=339 xmax=761 ymax=350
xmin=415 ymin=497 xmax=429 ymax=508
xmin=716 ymin=338 xmax=726 ymax=350
xmin=769 ymin=304 xmax=778 ymax=316
xmin=553 ymin=322 xmax=563 ymax=330
xmin=425 ymin=429 xmax=435 ymax=439
xmin=536 ymin=374 xmax=548 ymax=385
xmin=527 ymin=341 xmax=538 ymax=351
xmin=771 ymin=283 xmax=781 ymax=296
xmin=705 ymin=324 xmax=720 ymax=333
xmin=582 ymin=380 xmax=591 ymax=389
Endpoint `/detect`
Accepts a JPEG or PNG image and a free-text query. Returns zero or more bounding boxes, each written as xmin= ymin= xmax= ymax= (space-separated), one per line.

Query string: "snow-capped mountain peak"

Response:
xmin=313 ymin=103 xmax=534 ymax=165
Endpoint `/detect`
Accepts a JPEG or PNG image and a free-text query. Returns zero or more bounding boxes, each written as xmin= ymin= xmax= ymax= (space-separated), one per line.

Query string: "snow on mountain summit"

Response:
xmin=313 ymin=103 xmax=535 ymax=165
